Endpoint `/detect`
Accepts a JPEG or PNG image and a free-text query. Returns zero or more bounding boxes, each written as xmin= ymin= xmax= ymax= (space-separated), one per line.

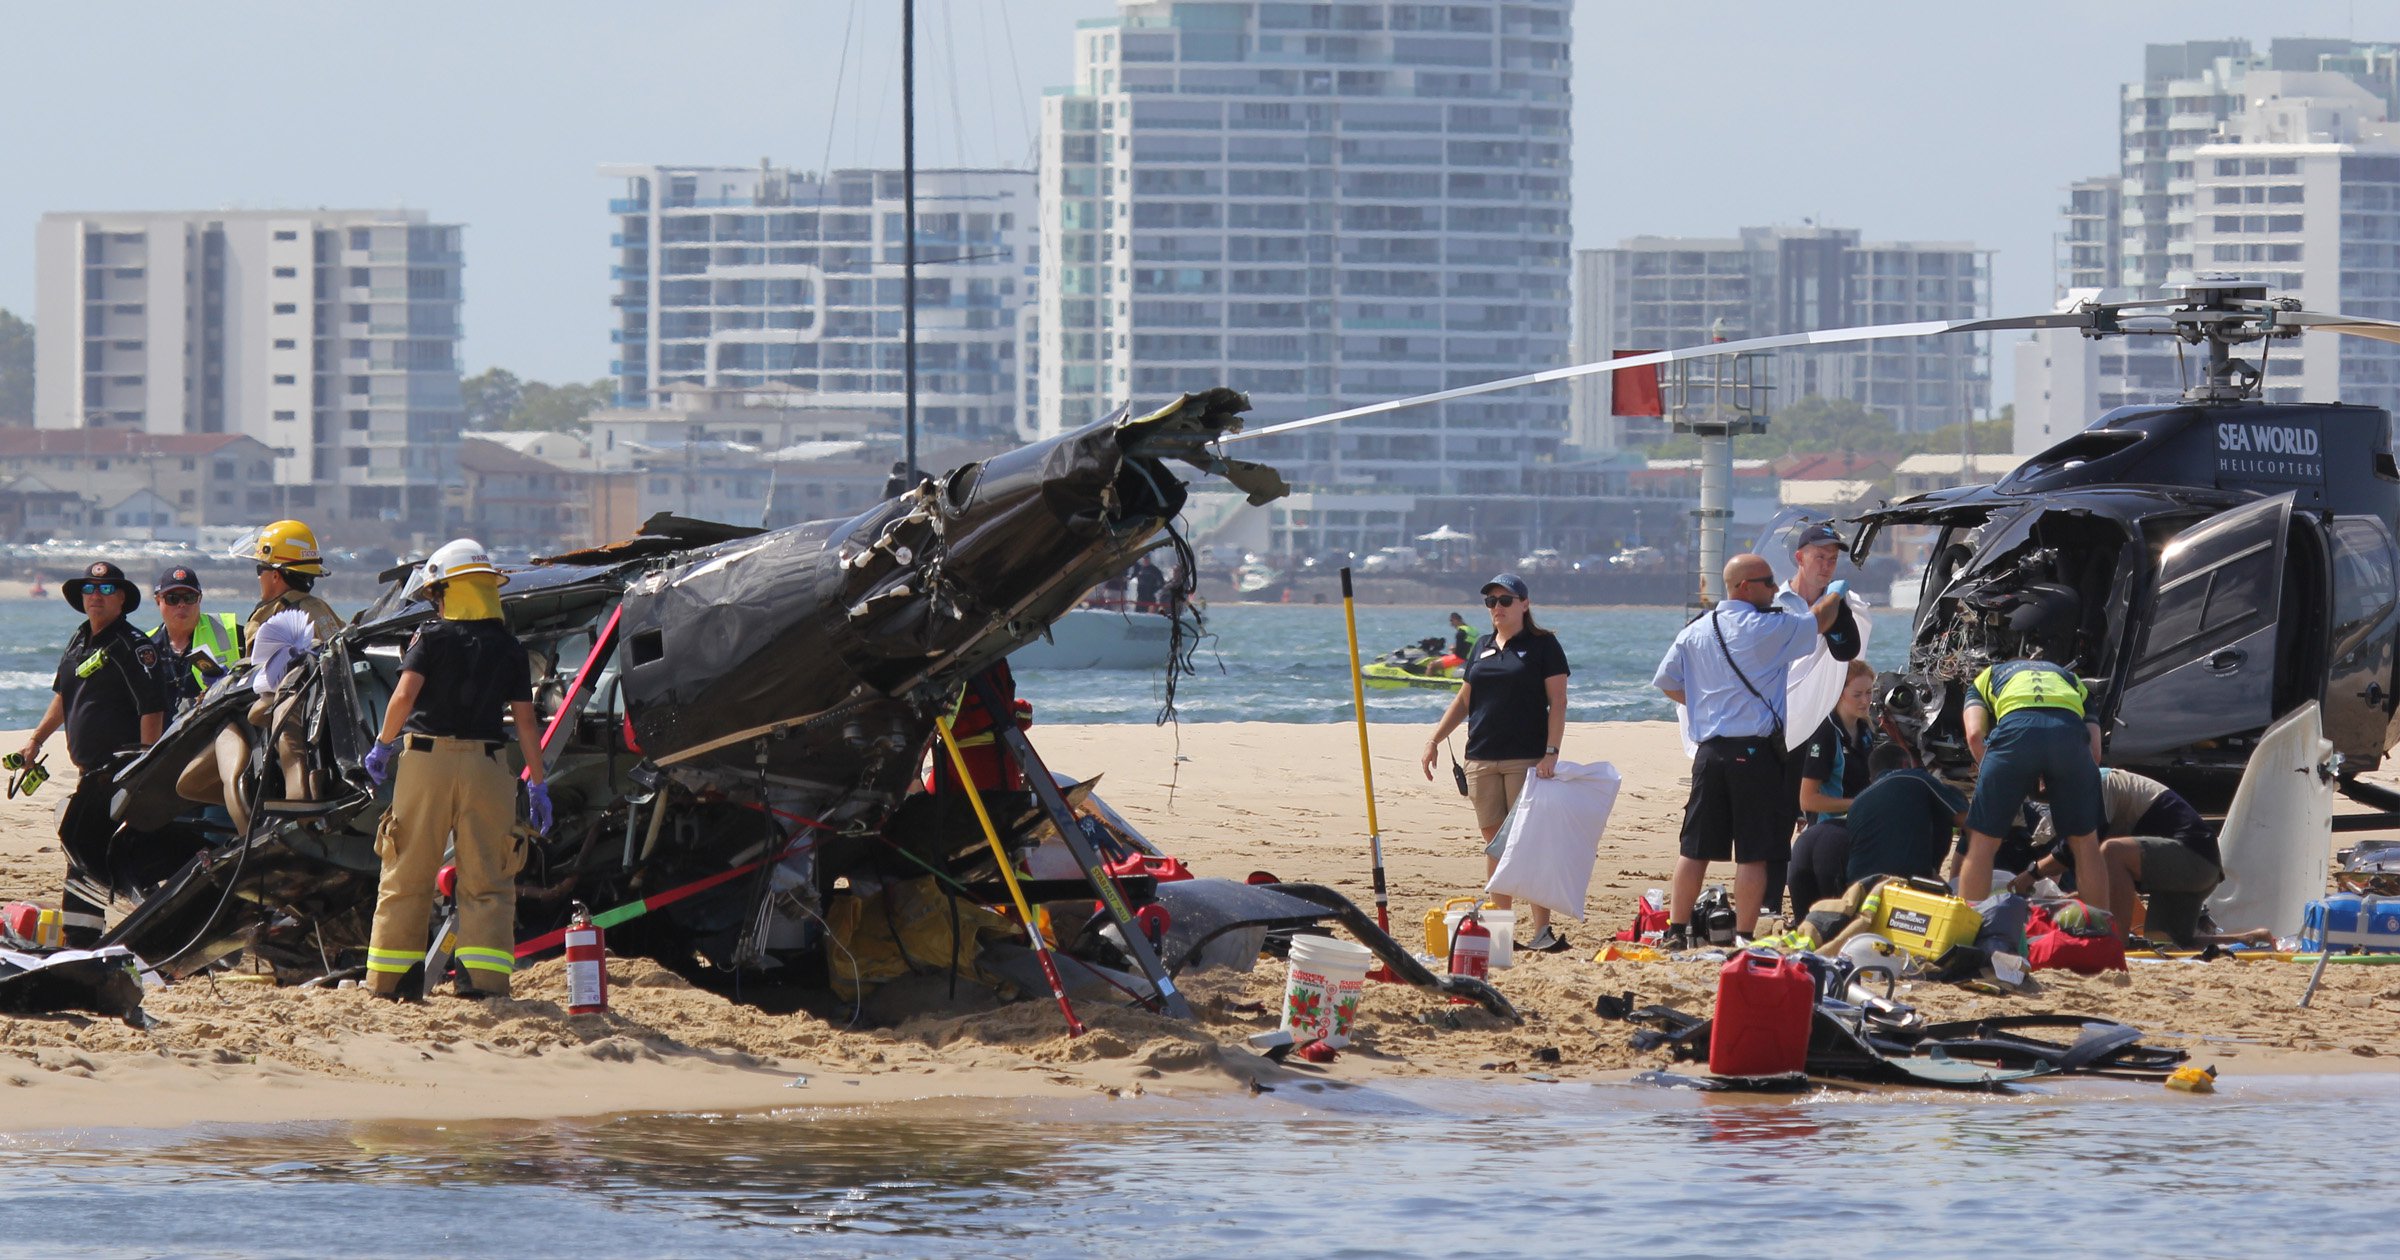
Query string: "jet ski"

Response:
xmin=1362 ymin=638 xmax=1464 ymax=691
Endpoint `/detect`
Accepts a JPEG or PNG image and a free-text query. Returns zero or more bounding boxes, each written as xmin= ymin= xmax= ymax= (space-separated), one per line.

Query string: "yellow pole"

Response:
xmin=935 ymin=712 xmax=1084 ymax=1036
xmin=1339 ymin=567 xmax=1391 ymax=931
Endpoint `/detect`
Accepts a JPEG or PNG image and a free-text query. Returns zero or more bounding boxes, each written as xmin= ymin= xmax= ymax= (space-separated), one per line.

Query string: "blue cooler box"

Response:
xmin=2300 ymin=894 xmax=2400 ymax=954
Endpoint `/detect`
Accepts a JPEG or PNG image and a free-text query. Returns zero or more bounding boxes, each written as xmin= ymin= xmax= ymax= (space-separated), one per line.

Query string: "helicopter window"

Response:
xmin=2141 ymin=520 xmax=2279 ymax=668
xmin=2330 ymin=517 xmax=2398 ymax=642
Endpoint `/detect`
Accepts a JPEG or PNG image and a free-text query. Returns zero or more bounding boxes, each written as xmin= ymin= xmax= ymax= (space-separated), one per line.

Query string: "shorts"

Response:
xmin=1679 ymin=736 xmax=1792 ymax=865
xmin=2129 ymin=835 xmax=2223 ymax=947
xmin=1966 ymin=712 xmax=2101 ymax=839
xmin=1467 ymin=757 xmax=1540 ymax=840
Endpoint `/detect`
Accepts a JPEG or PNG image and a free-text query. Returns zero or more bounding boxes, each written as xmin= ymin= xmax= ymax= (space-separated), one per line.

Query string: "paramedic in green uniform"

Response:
xmin=1957 ymin=655 xmax=2111 ymax=928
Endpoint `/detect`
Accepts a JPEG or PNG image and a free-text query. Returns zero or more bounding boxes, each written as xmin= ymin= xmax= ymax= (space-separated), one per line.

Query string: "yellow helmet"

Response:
xmin=242 ymin=520 xmax=327 ymax=577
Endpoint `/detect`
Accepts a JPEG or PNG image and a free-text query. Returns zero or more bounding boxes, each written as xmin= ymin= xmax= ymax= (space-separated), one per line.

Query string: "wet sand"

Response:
xmin=0 ymin=720 xmax=2393 ymax=1132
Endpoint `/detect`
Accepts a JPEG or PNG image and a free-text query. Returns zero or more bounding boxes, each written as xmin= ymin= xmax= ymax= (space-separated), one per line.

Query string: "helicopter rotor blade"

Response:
xmin=2278 ymin=308 xmax=2400 ymax=346
xmin=1220 ymin=310 xmax=2098 ymax=445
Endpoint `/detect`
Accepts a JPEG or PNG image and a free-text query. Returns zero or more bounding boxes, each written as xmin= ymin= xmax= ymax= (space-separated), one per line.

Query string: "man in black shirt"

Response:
xmin=361 ymin=540 xmax=549 ymax=999
xmin=19 ymin=562 xmax=170 ymax=946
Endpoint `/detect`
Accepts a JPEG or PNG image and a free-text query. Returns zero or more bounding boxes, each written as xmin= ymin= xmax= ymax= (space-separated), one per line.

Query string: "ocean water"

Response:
xmin=0 ymin=1075 xmax=2390 ymax=1258
xmin=1015 ymin=602 xmax=1894 ymax=725
xmin=0 ymin=596 xmax=1891 ymax=729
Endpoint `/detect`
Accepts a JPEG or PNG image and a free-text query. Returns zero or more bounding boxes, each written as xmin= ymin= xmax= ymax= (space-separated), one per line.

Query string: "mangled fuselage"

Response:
xmin=1857 ymin=399 xmax=2400 ymax=809
xmin=98 ymin=391 xmax=1304 ymax=989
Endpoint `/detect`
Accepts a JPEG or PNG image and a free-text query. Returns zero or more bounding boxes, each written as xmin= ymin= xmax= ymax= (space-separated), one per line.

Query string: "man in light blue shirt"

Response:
xmin=1653 ymin=553 xmax=1843 ymax=944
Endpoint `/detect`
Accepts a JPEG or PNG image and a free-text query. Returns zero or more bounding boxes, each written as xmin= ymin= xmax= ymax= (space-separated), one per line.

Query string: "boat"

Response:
xmin=1362 ymin=638 xmax=1464 ymax=691
xmin=1010 ymin=605 xmax=1176 ymax=670
xmin=1233 ymin=560 xmax=1283 ymax=598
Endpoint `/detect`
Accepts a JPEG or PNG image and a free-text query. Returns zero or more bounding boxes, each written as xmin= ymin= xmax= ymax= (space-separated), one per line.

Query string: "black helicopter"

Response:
xmin=77 ymin=389 xmax=1514 ymax=1021
xmin=1222 ymin=276 xmax=2400 ymax=813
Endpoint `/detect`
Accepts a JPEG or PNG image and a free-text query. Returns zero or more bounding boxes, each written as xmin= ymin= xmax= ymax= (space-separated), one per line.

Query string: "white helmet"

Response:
xmin=1839 ymin=933 xmax=1905 ymax=987
xmin=421 ymin=538 xmax=506 ymax=587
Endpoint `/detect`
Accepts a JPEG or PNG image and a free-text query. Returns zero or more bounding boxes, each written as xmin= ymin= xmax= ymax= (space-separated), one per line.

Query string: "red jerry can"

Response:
xmin=1708 ymin=950 xmax=1814 ymax=1077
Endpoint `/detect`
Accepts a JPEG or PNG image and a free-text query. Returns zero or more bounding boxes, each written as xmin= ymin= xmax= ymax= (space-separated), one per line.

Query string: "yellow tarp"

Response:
xmin=824 ymin=876 xmax=1014 ymax=1003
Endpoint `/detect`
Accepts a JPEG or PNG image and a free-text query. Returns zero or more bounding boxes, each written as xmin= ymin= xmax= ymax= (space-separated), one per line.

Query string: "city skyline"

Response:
xmin=1 ymin=0 xmax=2393 ymax=403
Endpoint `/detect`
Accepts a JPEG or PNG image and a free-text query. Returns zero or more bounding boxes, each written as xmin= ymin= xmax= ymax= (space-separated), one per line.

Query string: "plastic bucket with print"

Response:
xmin=1280 ymin=934 xmax=1375 ymax=1041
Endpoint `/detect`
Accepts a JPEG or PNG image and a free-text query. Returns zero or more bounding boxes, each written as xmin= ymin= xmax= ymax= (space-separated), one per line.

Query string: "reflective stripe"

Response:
xmin=454 ymin=947 xmax=515 ymax=974
xmin=366 ymin=948 xmax=425 ymax=974
xmin=57 ymin=912 xmax=107 ymax=930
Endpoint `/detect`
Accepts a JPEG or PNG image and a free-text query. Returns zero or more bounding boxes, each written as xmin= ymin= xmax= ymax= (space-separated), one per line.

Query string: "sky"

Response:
xmin=1 ymin=0 xmax=2392 ymax=394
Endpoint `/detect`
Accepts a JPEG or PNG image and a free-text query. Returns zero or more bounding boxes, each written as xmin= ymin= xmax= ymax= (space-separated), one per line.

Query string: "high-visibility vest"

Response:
xmin=160 ymin=613 xmax=244 ymax=690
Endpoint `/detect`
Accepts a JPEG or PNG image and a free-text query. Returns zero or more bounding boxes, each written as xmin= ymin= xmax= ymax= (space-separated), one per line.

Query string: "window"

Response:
xmin=2141 ymin=513 xmax=2281 ymax=669
xmin=273 ymin=266 xmax=297 ymax=279
xmin=349 ymin=228 xmax=370 ymax=250
xmin=2330 ymin=517 xmax=2398 ymax=645
xmin=349 ymin=376 xmax=369 ymax=395
xmin=272 ymin=375 xmax=296 ymax=386
xmin=273 ymin=338 xmax=296 ymax=350
xmin=349 ymin=410 xmax=369 ymax=431
xmin=273 ymin=303 xmax=297 ymax=315
xmin=347 ymin=448 xmax=369 ymax=467
xmin=273 ymin=230 xmax=298 ymax=241
xmin=272 ymin=409 xmax=296 ymax=420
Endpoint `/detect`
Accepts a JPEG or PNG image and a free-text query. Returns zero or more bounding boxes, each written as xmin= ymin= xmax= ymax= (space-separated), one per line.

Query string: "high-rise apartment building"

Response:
xmin=2020 ymin=41 xmax=2400 ymax=453
xmin=32 ymin=209 xmax=464 ymax=532
xmin=1035 ymin=0 xmax=1573 ymax=495
xmin=1571 ymin=227 xmax=1990 ymax=451
xmin=603 ymin=164 xmax=1036 ymax=440
xmin=2057 ymin=176 xmax=2123 ymax=293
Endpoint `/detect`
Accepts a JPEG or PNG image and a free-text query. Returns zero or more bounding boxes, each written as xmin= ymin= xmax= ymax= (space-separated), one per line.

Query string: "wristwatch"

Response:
xmin=1543 ymin=745 xmax=1559 ymax=756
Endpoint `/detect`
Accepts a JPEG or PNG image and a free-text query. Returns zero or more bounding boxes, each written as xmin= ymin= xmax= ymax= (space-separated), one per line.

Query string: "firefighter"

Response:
xmin=240 ymin=519 xmax=343 ymax=648
xmin=149 ymin=565 xmax=244 ymax=711
xmin=18 ymin=562 xmax=170 ymax=946
xmin=360 ymin=539 xmax=551 ymax=999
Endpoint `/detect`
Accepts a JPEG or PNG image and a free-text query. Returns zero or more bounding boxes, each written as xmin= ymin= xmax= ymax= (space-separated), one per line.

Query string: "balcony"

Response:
xmin=609 ymin=197 xmax=650 ymax=214
xmin=611 ymin=265 xmax=649 ymax=281
xmin=610 ymin=328 xmax=649 ymax=344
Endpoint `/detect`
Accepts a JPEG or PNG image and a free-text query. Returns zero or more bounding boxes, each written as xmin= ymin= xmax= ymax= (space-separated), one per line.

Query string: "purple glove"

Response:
xmin=527 ymin=782 xmax=554 ymax=834
xmin=364 ymin=740 xmax=397 ymax=787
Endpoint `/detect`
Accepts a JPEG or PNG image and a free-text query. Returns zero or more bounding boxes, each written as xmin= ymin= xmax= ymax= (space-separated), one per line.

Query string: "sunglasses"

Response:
xmin=83 ymin=582 xmax=122 ymax=597
xmin=159 ymin=592 xmax=199 ymax=606
xmin=1483 ymin=594 xmax=1519 ymax=608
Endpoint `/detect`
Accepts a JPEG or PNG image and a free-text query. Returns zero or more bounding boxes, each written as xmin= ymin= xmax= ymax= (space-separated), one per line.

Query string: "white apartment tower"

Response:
xmin=1572 ymin=227 xmax=1990 ymax=451
xmin=33 ymin=209 xmax=464 ymax=531
xmin=603 ymin=164 xmax=1036 ymax=439
xmin=2019 ymin=39 xmax=2400 ymax=453
xmin=1036 ymin=0 xmax=1574 ymax=495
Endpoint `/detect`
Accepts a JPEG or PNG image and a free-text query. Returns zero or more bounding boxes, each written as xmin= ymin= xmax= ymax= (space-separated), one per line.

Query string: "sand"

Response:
xmin=0 ymin=719 xmax=2394 ymax=1133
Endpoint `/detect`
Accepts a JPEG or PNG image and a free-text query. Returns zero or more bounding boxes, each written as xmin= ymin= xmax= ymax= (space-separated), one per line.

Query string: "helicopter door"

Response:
xmin=2320 ymin=517 xmax=2400 ymax=758
xmin=2109 ymin=493 xmax=2294 ymax=760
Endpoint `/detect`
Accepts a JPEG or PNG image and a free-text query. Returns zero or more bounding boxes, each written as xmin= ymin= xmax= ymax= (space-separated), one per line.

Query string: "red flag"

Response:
xmin=1610 ymin=350 xmax=1663 ymax=417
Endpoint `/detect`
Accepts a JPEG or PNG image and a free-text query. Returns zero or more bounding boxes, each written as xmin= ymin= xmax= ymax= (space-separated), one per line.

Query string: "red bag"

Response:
xmin=2027 ymin=929 xmax=2127 ymax=975
xmin=1615 ymin=900 xmax=1670 ymax=942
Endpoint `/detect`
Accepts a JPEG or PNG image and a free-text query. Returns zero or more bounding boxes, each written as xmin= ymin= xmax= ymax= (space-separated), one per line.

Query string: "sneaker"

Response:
xmin=1660 ymin=925 xmax=1692 ymax=952
xmin=1527 ymin=925 xmax=1570 ymax=954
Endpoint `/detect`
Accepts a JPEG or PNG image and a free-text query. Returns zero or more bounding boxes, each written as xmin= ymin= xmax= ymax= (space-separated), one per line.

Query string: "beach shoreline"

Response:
xmin=0 ymin=719 xmax=2393 ymax=1135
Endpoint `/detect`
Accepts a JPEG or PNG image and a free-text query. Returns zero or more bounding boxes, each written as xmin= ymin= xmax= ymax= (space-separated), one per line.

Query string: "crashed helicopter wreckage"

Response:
xmin=73 ymin=389 xmax=1518 ymax=1024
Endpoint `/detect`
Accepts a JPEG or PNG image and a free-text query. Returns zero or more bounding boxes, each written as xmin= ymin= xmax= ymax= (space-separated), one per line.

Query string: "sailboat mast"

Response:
xmin=902 ymin=0 xmax=919 ymax=480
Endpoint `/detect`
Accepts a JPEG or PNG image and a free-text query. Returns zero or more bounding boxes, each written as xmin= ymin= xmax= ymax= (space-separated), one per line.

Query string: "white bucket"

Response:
xmin=1444 ymin=907 xmax=1516 ymax=969
xmin=1281 ymin=934 xmax=1375 ymax=1041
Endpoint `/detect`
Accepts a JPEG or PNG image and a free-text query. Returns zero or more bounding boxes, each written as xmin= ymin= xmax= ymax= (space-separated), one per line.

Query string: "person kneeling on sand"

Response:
xmin=2012 ymin=768 xmax=2223 ymax=949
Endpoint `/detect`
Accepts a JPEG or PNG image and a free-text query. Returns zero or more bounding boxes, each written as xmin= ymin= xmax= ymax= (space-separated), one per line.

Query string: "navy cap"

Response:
xmin=154 ymin=565 xmax=202 ymax=595
xmin=1794 ymin=522 xmax=1843 ymax=552
xmin=1481 ymin=573 xmax=1530 ymax=601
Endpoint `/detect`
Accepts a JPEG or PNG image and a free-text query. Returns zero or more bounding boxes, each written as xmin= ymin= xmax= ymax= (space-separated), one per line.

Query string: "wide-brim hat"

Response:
xmin=63 ymin=561 xmax=141 ymax=614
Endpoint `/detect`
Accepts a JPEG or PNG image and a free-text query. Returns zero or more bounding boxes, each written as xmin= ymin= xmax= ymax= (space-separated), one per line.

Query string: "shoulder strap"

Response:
xmin=1710 ymin=608 xmax=1784 ymax=743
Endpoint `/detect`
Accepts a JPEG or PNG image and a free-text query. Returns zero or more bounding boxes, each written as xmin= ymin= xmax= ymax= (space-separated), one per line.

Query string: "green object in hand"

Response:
xmin=75 ymin=650 xmax=105 ymax=679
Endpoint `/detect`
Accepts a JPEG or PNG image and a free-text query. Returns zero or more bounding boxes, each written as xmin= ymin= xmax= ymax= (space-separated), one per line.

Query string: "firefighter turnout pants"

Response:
xmin=366 ymin=737 xmax=523 ymax=996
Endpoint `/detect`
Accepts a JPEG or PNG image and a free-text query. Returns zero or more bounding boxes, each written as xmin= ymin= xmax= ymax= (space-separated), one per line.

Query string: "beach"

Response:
xmin=0 ymin=719 xmax=2394 ymax=1134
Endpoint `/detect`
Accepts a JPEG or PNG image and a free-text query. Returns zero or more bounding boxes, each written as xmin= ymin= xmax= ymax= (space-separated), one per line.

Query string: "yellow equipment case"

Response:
xmin=1867 ymin=876 xmax=1983 ymax=959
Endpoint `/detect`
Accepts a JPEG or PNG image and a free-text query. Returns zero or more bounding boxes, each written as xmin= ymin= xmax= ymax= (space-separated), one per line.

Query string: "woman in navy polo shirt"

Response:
xmin=1420 ymin=572 xmax=1571 ymax=951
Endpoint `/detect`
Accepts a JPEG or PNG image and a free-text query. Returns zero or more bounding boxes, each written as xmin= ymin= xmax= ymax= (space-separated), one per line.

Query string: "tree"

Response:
xmin=461 ymin=369 xmax=614 ymax=432
xmin=461 ymin=367 xmax=523 ymax=430
xmin=505 ymin=378 xmax=616 ymax=432
xmin=0 ymin=308 xmax=32 ymax=425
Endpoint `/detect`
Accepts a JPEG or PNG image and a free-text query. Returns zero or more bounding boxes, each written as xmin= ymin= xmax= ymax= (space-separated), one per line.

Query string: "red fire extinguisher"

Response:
xmin=1446 ymin=907 xmax=1491 ymax=1003
xmin=565 ymin=902 xmax=609 ymax=1015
